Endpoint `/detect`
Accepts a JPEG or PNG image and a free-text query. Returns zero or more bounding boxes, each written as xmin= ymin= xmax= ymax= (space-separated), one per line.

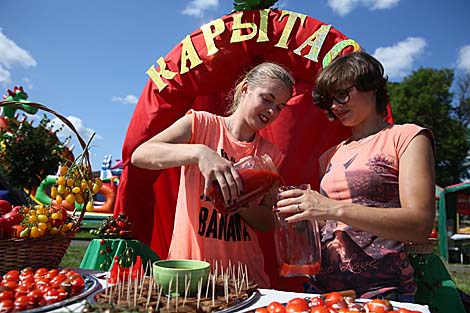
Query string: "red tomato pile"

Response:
xmin=255 ymin=292 xmax=422 ymax=313
xmin=0 ymin=199 xmax=72 ymax=239
xmin=0 ymin=267 xmax=85 ymax=312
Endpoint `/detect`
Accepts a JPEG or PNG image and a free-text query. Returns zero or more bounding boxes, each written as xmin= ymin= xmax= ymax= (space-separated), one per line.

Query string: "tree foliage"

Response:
xmin=388 ymin=68 xmax=470 ymax=186
xmin=233 ymin=0 xmax=278 ymax=11
xmin=0 ymin=115 xmax=68 ymax=193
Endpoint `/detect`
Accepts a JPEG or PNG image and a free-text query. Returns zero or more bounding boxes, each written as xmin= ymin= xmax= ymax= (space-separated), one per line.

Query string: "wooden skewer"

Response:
xmin=197 ymin=277 xmax=203 ymax=309
xmin=167 ymin=277 xmax=173 ymax=311
xmin=155 ymin=285 xmax=163 ymax=311
xmin=175 ymin=272 xmax=179 ymax=312
xmin=145 ymin=274 xmax=154 ymax=309
xmin=212 ymin=270 xmax=216 ymax=307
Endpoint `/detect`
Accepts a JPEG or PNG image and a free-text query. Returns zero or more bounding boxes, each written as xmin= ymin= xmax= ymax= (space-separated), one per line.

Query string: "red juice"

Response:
xmin=210 ymin=155 xmax=280 ymax=213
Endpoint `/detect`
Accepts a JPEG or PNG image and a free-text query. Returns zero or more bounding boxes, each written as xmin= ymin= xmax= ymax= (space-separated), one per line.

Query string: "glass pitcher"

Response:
xmin=209 ymin=154 xmax=280 ymax=213
xmin=274 ymin=184 xmax=322 ymax=277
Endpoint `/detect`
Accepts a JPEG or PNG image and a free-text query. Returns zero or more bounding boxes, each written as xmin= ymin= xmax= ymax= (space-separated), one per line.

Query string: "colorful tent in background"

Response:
xmin=114 ymin=8 xmax=392 ymax=291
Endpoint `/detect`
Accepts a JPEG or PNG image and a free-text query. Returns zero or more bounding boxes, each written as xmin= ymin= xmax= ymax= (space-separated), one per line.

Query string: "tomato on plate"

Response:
xmin=286 ymin=297 xmax=309 ymax=313
xmin=310 ymin=296 xmax=325 ymax=307
xmin=310 ymin=306 xmax=330 ymax=313
xmin=324 ymin=291 xmax=345 ymax=307
xmin=255 ymin=308 xmax=270 ymax=313
xmin=0 ymin=289 xmax=13 ymax=301
xmin=0 ymin=299 xmax=14 ymax=311
xmin=366 ymin=299 xmax=392 ymax=313
xmin=267 ymin=301 xmax=286 ymax=313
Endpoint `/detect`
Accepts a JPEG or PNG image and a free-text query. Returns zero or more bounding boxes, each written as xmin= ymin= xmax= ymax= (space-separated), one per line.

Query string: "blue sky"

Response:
xmin=1 ymin=0 xmax=469 ymax=170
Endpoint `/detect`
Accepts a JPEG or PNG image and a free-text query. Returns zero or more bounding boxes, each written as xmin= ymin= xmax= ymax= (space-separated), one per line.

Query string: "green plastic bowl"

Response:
xmin=153 ymin=259 xmax=210 ymax=296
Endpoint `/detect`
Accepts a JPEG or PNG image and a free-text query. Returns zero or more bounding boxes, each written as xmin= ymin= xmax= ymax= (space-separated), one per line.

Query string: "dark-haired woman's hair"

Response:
xmin=226 ymin=62 xmax=295 ymax=115
xmin=312 ymin=51 xmax=389 ymax=120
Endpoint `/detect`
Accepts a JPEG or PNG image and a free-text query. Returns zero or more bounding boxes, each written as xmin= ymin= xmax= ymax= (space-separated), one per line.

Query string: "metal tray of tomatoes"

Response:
xmin=19 ymin=274 xmax=101 ymax=313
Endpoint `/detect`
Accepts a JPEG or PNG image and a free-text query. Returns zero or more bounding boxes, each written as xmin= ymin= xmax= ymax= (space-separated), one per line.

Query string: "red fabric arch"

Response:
xmin=115 ymin=9 xmax=390 ymax=291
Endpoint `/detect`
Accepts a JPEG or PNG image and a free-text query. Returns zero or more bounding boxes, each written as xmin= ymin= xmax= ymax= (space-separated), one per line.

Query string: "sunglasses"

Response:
xmin=315 ymin=85 xmax=355 ymax=110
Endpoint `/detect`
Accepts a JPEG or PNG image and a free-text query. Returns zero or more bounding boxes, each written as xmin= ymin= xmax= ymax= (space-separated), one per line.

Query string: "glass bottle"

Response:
xmin=210 ymin=154 xmax=280 ymax=213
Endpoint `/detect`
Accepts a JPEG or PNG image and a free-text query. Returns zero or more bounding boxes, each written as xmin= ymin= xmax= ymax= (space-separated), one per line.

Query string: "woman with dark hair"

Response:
xmin=276 ymin=51 xmax=435 ymax=302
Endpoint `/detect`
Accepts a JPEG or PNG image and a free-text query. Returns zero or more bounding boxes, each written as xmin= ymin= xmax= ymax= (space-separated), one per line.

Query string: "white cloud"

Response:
xmin=328 ymin=0 xmax=399 ymax=16
xmin=112 ymin=94 xmax=138 ymax=105
xmin=0 ymin=29 xmax=37 ymax=84
xmin=182 ymin=0 xmax=219 ymax=18
xmin=457 ymin=45 xmax=470 ymax=72
xmin=48 ymin=115 xmax=102 ymax=146
xmin=0 ymin=65 xmax=10 ymax=83
xmin=373 ymin=37 xmax=427 ymax=80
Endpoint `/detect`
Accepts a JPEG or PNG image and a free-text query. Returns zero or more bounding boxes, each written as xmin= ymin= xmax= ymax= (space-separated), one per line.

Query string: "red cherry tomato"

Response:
xmin=310 ymin=296 xmax=325 ymax=307
xmin=286 ymin=303 xmax=309 ymax=313
xmin=14 ymin=285 xmax=29 ymax=298
xmin=33 ymin=268 xmax=49 ymax=279
xmin=70 ymin=277 xmax=85 ymax=294
xmin=267 ymin=301 xmax=286 ymax=313
xmin=1 ymin=281 xmax=18 ymax=290
xmin=14 ymin=295 xmax=32 ymax=311
xmin=0 ymin=299 xmax=14 ymax=311
xmin=325 ymin=291 xmax=344 ymax=307
xmin=2 ymin=270 xmax=19 ymax=282
xmin=310 ymin=306 xmax=330 ymax=313
xmin=286 ymin=297 xmax=309 ymax=313
xmin=27 ymin=289 xmax=43 ymax=306
xmin=45 ymin=269 xmax=59 ymax=280
xmin=49 ymin=273 xmax=67 ymax=289
xmin=255 ymin=308 xmax=270 ymax=313
xmin=366 ymin=299 xmax=392 ymax=313
xmin=0 ymin=289 xmax=13 ymax=301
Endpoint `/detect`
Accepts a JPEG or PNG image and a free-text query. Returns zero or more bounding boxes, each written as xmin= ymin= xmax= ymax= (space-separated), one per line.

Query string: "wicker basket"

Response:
xmin=0 ymin=100 xmax=91 ymax=274
xmin=404 ymin=238 xmax=438 ymax=254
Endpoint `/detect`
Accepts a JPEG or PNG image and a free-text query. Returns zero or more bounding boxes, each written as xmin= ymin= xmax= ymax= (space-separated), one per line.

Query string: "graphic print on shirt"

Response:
xmin=345 ymin=153 xmax=399 ymax=206
xmin=197 ymin=147 xmax=252 ymax=242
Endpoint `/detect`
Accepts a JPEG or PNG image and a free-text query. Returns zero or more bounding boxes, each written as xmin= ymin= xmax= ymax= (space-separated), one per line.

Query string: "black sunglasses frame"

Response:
xmin=315 ymin=85 xmax=355 ymax=111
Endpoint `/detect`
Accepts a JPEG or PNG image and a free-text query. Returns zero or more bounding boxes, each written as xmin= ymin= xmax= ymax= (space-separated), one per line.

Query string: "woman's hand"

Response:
xmin=276 ymin=188 xmax=337 ymax=223
xmin=197 ymin=146 xmax=243 ymax=205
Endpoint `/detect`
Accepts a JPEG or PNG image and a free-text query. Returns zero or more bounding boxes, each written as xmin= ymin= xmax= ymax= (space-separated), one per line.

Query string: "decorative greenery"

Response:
xmin=0 ymin=114 xmax=69 ymax=193
xmin=233 ymin=0 xmax=278 ymax=11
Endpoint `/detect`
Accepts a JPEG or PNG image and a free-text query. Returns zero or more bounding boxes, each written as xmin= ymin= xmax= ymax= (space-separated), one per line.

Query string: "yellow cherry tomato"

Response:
xmin=57 ymin=184 xmax=66 ymax=195
xmin=51 ymin=186 xmax=58 ymax=198
xmin=75 ymin=193 xmax=84 ymax=204
xmin=56 ymin=194 xmax=63 ymax=204
xmin=38 ymin=222 xmax=48 ymax=231
xmin=57 ymin=176 xmax=66 ymax=185
xmin=37 ymin=214 xmax=48 ymax=223
xmin=59 ymin=165 xmax=68 ymax=176
xmin=65 ymin=194 xmax=75 ymax=204
xmin=72 ymin=187 xmax=81 ymax=194
xmin=86 ymin=201 xmax=94 ymax=212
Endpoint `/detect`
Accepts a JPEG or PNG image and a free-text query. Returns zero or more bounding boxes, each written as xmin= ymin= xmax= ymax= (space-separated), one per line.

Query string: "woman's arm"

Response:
xmin=238 ymin=192 xmax=276 ymax=232
xmin=277 ymin=133 xmax=436 ymax=242
xmin=131 ymin=114 xmax=243 ymax=202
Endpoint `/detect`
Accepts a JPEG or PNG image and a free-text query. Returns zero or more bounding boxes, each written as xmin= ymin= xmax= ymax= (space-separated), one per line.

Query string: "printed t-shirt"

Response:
xmin=167 ymin=110 xmax=284 ymax=288
xmin=314 ymin=124 xmax=433 ymax=297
